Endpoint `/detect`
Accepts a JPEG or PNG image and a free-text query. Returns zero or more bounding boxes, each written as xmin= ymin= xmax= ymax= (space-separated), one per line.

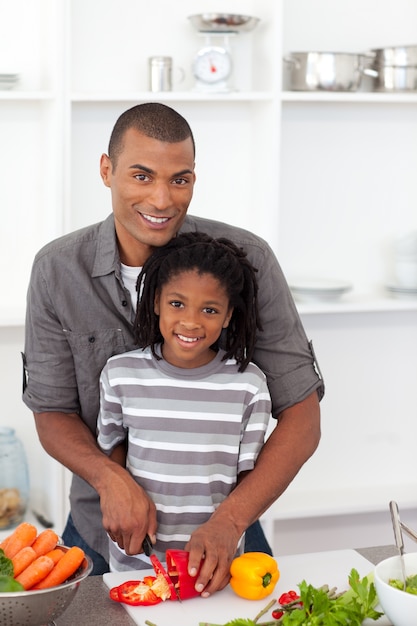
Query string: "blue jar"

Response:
xmin=0 ymin=427 xmax=29 ymax=529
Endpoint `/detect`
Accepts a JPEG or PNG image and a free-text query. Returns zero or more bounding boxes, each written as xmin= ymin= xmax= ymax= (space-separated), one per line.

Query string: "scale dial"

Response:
xmin=193 ymin=45 xmax=232 ymax=86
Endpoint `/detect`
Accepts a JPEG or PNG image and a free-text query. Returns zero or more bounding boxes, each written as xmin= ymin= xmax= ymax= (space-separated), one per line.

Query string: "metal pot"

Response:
xmin=370 ymin=45 xmax=417 ymax=67
xmin=363 ymin=65 xmax=417 ymax=91
xmin=283 ymin=52 xmax=371 ymax=92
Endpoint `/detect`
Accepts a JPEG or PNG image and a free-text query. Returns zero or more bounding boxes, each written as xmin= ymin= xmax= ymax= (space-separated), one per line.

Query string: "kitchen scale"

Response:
xmin=188 ymin=13 xmax=260 ymax=93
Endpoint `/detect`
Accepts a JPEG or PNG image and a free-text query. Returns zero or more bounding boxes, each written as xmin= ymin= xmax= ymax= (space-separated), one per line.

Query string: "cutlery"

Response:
xmin=389 ymin=500 xmax=407 ymax=590
xmin=142 ymin=534 xmax=153 ymax=557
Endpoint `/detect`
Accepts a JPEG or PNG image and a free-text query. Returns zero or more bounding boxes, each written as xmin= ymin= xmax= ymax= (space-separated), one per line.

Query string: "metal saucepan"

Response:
xmin=283 ymin=51 xmax=373 ymax=92
xmin=363 ymin=64 xmax=417 ymax=91
xmin=370 ymin=44 xmax=417 ymax=67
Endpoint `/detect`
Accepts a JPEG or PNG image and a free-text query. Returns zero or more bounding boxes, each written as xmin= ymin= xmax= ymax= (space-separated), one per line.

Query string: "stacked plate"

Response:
xmin=0 ymin=72 xmax=20 ymax=90
xmin=386 ymin=284 xmax=417 ymax=299
xmin=289 ymin=279 xmax=352 ymax=303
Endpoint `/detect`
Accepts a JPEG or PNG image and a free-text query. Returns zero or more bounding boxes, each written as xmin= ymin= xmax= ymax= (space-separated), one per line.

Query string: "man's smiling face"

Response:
xmin=100 ymin=127 xmax=196 ymax=266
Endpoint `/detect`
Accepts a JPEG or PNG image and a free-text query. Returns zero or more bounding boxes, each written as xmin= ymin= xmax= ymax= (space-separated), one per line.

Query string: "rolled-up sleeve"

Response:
xmin=22 ymin=257 xmax=79 ymax=414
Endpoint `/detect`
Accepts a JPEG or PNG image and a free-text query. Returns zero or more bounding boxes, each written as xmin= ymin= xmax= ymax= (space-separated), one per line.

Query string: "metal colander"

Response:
xmin=0 ymin=546 xmax=92 ymax=626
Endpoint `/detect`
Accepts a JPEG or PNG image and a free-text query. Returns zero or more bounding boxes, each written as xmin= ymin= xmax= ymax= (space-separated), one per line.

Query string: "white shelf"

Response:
xmin=0 ymin=313 xmax=25 ymax=327
xmin=70 ymin=90 xmax=274 ymax=103
xmin=2 ymin=295 xmax=417 ymax=328
xmin=0 ymin=91 xmax=56 ymax=101
xmin=294 ymin=293 xmax=417 ymax=315
xmin=262 ymin=484 xmax=417 ymax=521
xmin=281 ymin=90 xmax=417 ymax=104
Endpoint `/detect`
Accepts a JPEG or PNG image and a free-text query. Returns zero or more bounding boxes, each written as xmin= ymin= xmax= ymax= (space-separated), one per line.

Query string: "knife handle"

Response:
xmin=142 ymin=534 xmax=153 ymax=556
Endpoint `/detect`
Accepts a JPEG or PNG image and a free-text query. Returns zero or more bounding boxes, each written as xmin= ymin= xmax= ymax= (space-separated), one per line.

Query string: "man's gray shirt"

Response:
xmin=23 ymin=213 xmax=324 ymax=558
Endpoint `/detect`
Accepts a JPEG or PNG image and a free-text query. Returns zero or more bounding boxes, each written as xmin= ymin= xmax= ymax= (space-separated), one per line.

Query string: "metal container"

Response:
xmin=188 ymin=13 xmax=259 ymax=33
xmin=148 ymin=56 xmax=173 ymax=92
xmin=371 ymin=44 xmax=417 ymax=67
xmin=364 ymin=64 xmax=417 ymax=91
xmin=0 ymin=546 xmax=92 ymax=626
xmin=283 ymin=52 xmax=371 ymax=92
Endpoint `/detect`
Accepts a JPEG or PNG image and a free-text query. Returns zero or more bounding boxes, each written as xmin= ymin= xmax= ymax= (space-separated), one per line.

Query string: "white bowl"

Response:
xmin=374 ymin=552 xmax=417 ymax=626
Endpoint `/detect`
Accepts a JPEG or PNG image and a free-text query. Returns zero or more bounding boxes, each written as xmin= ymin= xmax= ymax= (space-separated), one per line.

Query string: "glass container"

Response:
xmin=0 ymin=427 xmax=29 ymax=529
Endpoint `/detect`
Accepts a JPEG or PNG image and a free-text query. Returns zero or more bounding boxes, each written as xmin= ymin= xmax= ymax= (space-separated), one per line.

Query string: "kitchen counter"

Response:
xmin=55 ymin=545 xmax=398 ymax=625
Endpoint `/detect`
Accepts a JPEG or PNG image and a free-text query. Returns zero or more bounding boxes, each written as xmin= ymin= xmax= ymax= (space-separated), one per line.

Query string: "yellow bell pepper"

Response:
xmin=229 ymin=551 xmax=280 ymax=600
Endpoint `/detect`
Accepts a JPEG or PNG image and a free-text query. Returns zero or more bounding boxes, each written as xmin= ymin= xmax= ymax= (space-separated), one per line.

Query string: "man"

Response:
xmin=23 ymin=103 xmax=323 ymax=596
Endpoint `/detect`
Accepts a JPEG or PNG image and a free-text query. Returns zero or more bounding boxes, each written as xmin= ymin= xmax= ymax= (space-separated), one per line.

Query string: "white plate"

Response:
xmin=290 ymin=278 xmax=352 ymax=303
xmin=0 ymin=74 xmax=19 ymax=90
xmin=386 ymin=284 xmax=417 ymax=299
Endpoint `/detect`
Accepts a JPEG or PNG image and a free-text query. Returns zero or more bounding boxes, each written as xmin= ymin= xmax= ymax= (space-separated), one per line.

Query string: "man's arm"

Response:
xmin=34 ymin=411 xmax=157 ymax=554
xmin=186 ymin=390 xmax=321 ymax=596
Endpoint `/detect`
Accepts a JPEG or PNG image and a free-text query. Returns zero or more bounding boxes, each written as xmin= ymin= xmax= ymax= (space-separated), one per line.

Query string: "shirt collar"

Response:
xmin=91 ymin=213 xmax=200 ymax=279
xmin=91 ymin=214 xmax=121 ymax=278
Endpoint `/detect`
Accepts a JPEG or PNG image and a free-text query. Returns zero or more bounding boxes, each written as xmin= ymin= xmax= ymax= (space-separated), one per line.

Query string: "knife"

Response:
xmin=142 ymin=534 xmax=153 ymax=557
xmin=142 ymin=536 xmax=182 ymax=602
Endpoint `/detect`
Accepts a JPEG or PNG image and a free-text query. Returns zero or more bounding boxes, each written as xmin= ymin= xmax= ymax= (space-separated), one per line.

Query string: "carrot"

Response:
xmin=11 ymin=546 xmax=37 ymax=576
xmin=31 ymin=529 xmax=59 ymax=556
xmin=44 ymin=547 xmax=65 ymax=565
xmin=1 ymin=522 xmax=37 ymax=558
xmin=15 ymin=555 xmax=54 ymax=590
xmin=32 ymin=546 xmax=85 ymax=590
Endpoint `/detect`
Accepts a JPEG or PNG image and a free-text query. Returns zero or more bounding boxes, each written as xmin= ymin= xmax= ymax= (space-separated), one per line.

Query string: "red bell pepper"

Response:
xmin=113 ymin=579 xmax=163 ymax=606
xmin=166 ymin=549 xmax=202 ymax=600
xmin=109 ymin=549 xmax=202 ymax=606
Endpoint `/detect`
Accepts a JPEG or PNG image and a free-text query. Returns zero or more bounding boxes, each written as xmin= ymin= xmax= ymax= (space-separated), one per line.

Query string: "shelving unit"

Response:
xmin=281 ymin=91 xmax=417 ymax=103
xmin=0 ymin=0 xmax=416 ymax=550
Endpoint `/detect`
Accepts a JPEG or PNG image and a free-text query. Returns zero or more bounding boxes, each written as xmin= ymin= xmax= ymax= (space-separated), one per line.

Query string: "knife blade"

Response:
xmin=143 ymin=538 xmax=182 ymax=602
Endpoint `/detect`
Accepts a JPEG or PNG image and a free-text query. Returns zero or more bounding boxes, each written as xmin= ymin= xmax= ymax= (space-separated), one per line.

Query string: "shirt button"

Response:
xmin=122 ymin=300 xmax=128 ymax=307
xmin=88 ymin=336 xmax=95 ymax=343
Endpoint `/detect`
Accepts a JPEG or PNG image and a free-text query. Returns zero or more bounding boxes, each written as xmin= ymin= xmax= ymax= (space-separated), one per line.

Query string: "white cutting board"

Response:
xmin=103 ymin=549 xmax=391 ymax=626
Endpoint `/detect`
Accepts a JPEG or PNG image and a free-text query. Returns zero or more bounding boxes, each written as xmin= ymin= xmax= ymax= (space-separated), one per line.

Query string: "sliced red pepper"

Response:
xmin=109 ymin=586 xmax=120 ymax=602
xmin=166 ymin=549 xmax=202 ymax=600
xmin=113 ymin=580 xmax=162 ymax=606
xmin=150 ymin=554 xmax=178 ymax=601
xmin=109 ymin=550 xmax=203 ymax=606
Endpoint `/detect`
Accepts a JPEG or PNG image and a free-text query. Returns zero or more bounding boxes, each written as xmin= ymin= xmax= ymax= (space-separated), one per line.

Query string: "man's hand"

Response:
xmin=183 ymin=391 xmax=321 ymax=597
xmin=99 ymin=463 xmax=157 ymax=555
xmin=185 ymin=512 xmax=242 ymax=597
xmin=33 ymin=411 xmax=157 ymax=556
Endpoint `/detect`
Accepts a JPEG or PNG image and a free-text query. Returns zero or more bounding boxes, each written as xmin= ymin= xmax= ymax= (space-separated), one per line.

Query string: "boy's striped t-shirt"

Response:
xmin=98 ymin=345 xmax=271 ymax=571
